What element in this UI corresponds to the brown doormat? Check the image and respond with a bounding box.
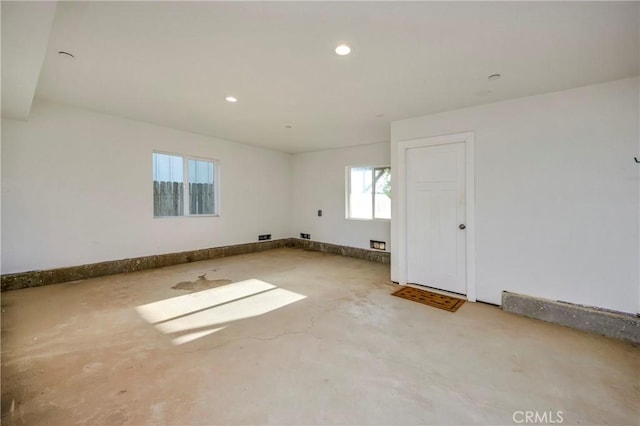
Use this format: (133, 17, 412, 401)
(392, 286, 465, 312)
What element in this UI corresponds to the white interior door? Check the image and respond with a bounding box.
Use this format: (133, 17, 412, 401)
(406, 142, 466, 294)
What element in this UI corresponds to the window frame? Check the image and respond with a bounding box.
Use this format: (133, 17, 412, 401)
(152, 150, 220, 218)
(345, 164, 391, 221)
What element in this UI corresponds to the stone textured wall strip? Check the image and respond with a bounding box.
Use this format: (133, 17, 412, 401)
(1, 238, 389, 292)
(502, 291, 640, 344)
(1, 239, 291, 292)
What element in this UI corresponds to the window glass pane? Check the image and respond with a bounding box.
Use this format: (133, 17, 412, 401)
(153, 153, 183, 183)
(188, 159, 215, 215)
(349, 167, 373, 219)
(374, 167, 391, 219)
(374, 194, 391, 219)
(153, 153, 184, 217)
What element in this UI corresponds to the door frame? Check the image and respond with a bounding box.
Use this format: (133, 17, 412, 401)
(396, 132, 476, 302)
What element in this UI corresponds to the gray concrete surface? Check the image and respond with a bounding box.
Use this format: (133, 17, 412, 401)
(2, 248, 638, 425)
(502, 291, 640, 344)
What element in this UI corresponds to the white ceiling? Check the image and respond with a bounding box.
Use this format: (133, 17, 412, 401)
(1, 1, 56, 119)
(5, 1, 640, 153)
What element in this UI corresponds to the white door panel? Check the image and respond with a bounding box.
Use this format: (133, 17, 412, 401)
(406, 143, 466, 294)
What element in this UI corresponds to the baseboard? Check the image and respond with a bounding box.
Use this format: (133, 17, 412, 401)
(290, 238, 390, 264)
(502, 291, 640, 344)
(1, 239, 294, 292)
(1, 238, 389, 292)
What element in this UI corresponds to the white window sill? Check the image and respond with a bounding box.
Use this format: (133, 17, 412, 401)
(346, 217, 391, 222)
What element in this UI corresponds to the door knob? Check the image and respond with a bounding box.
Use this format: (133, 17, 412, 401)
(459, 224, 466, 230)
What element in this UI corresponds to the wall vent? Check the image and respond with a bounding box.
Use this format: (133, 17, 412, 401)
(370, 240, 386, 250)
(258, 234, 272, 241)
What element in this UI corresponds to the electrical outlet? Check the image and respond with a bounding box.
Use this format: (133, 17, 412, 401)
(258, 234, 272, 241)
(300, 233, 311, 239)
(370, 240, 386, 250)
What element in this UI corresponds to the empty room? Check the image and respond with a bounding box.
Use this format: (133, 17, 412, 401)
(1, 1, 639, 425)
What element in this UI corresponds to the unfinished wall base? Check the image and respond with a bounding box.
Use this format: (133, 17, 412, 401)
(1, 239, 294, 292)
(293, 239, 390, 264)
(502, 291, 640, 344)
(1, 238, 389, 291)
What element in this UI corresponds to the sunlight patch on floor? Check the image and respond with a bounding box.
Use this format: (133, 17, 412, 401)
(171, 327, 226, 345)
(135, 278, 306, 345)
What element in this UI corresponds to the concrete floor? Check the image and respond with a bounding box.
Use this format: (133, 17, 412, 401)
(1, 248, 638, 425)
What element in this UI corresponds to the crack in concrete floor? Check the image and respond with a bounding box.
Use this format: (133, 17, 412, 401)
(178, 299, 341, 355)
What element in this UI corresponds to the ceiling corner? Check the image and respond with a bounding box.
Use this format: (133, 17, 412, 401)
(1, 1, 57, 120)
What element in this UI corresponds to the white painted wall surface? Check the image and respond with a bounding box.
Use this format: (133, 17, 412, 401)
(391, 77, 640, 314)
(1, 100, 292, 274)
(291, 142, 391, 252)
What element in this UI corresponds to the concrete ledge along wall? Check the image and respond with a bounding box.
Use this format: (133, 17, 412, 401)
(1, 238, 390, 291)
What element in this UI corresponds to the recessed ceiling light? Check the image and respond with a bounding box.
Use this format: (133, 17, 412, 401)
(488, 73, 502, 81)
(225, 96, 238, 103)
(58, 51, 75, 59)
(335, 44, 351, 56)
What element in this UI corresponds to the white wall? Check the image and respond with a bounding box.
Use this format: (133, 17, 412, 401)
(391, 77, 640, 314)
(1, 100, 292, 274)
(291, 142, 391, 252)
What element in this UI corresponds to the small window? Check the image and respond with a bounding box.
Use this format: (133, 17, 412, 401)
(153, 152, 218, 217)
(347, 166, 391, 220)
